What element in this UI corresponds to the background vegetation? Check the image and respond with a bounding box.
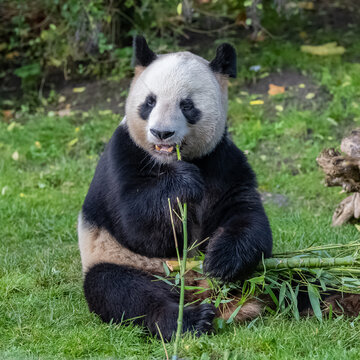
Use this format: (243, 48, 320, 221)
(1, 0, 360, 359)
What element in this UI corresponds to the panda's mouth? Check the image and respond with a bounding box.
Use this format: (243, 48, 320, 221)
(154, 144, 175, 154)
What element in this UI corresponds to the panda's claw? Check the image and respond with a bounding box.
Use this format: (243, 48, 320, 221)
(184, 303, 216, 336)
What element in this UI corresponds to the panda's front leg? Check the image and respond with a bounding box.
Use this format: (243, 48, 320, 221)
(84, 263, 215, 340)
(204, 187, 272, 282)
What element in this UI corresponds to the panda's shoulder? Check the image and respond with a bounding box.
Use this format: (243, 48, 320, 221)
(82, 125, 138, 222)
(96, 124, 144, 172)
(198, 134, 256, 185)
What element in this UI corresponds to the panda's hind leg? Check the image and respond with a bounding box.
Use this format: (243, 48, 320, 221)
(84, 263, 215, 340)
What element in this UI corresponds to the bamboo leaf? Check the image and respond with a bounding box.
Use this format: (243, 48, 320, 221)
(287, 283, 299, 321)
(214, 295, 222, 308)
(214, 318, 225, 331)
(183, 285, 205, 290)
(248, 275, 265, 284)
(319, 278, 327, 292)
(279, 282, 286, 309)
(307, 283, 322, 322)
(226, 304, 242, 324)
(264, 285, 279, 307)
(163, 262, 170, 276)
(174, 273, 180, 285)
(153, 275, 174, 287)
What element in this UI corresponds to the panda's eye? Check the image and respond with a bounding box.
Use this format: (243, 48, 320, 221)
(139, 94, 157, 120)
(146, 95, 156, 108)
(180, 99, 194, 112)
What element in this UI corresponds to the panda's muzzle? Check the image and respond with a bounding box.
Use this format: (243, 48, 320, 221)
(150, 128, 177, 154)
(150, 129, 175, 141)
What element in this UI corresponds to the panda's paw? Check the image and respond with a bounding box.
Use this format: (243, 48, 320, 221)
(183, 303, 216, 336)
(204, 230, 251, 282)
(171, 161, 204, 202)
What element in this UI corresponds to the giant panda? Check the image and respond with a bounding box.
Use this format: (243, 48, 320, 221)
(78, 36, 273, 340)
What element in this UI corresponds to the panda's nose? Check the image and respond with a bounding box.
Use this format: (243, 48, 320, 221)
(150, 129, 175, 140)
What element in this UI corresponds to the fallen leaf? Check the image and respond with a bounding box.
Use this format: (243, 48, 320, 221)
(301, 42, 345, 56)
(275, 105, 284, 112)
(98, 110, 113, 115)
(67, 138, 78, 147)
(298, 83, 306, 88)
(235, 11, 247, 26)
(326, 117, 338, 126)
(254, 31, 266, 42)
(73, 87, 86, 93)
(177, 3, 182, 15)
(268, 84, 285, 96)
(2, 110, 14, 121)
(58, 96, 66, 103)
(306, 93, 315, 100)
(298, 2, 315, 10)
(12, 151, 19, 161)
(5, 51, 20, 60)
(250, 100, 264, 105)
(35, 141, 41, 149)
(7, 122, 17, 131)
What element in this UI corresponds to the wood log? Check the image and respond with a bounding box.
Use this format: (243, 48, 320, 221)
(317, 129, 360, 226)
(316, 148, 360, 192)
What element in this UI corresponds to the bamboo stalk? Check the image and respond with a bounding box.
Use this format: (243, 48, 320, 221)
(172, 203, 188, 359)
(172, 144, 187, 360)
(257, 256, 357, 270)
(166, 260, 201, 272)
(168, 256, 358, 272)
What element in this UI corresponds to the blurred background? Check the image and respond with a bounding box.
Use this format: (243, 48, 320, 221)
(1, 0, 359, 112)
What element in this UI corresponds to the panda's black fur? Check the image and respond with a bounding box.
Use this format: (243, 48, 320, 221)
(80, 37, 273, 340)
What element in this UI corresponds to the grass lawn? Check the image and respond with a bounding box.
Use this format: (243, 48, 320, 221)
(2, 9, 360, 360)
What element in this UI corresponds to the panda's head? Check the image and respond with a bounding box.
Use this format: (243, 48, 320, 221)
(125, 36, 236, 163)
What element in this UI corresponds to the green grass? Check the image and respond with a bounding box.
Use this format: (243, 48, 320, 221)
(2, 13, 360, 360)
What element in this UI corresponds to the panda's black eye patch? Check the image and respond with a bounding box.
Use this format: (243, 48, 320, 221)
(180, 99, 194, 111)
(180, 98, 201, 125)
(139, 94, 156, 120)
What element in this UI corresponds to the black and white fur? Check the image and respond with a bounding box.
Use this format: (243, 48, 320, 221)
(78, 36, 273, 340)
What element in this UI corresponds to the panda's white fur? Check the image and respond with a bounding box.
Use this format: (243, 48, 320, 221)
(126, 52, 228, 163)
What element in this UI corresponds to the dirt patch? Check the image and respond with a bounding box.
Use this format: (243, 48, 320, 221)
(243, 70, 331, 114)
(52, 78, 130, 114)
(314, 0, 360, 31)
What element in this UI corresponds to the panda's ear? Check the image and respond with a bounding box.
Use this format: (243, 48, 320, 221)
(209, 43, 237, 78)
(132, 35, 157, 67)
